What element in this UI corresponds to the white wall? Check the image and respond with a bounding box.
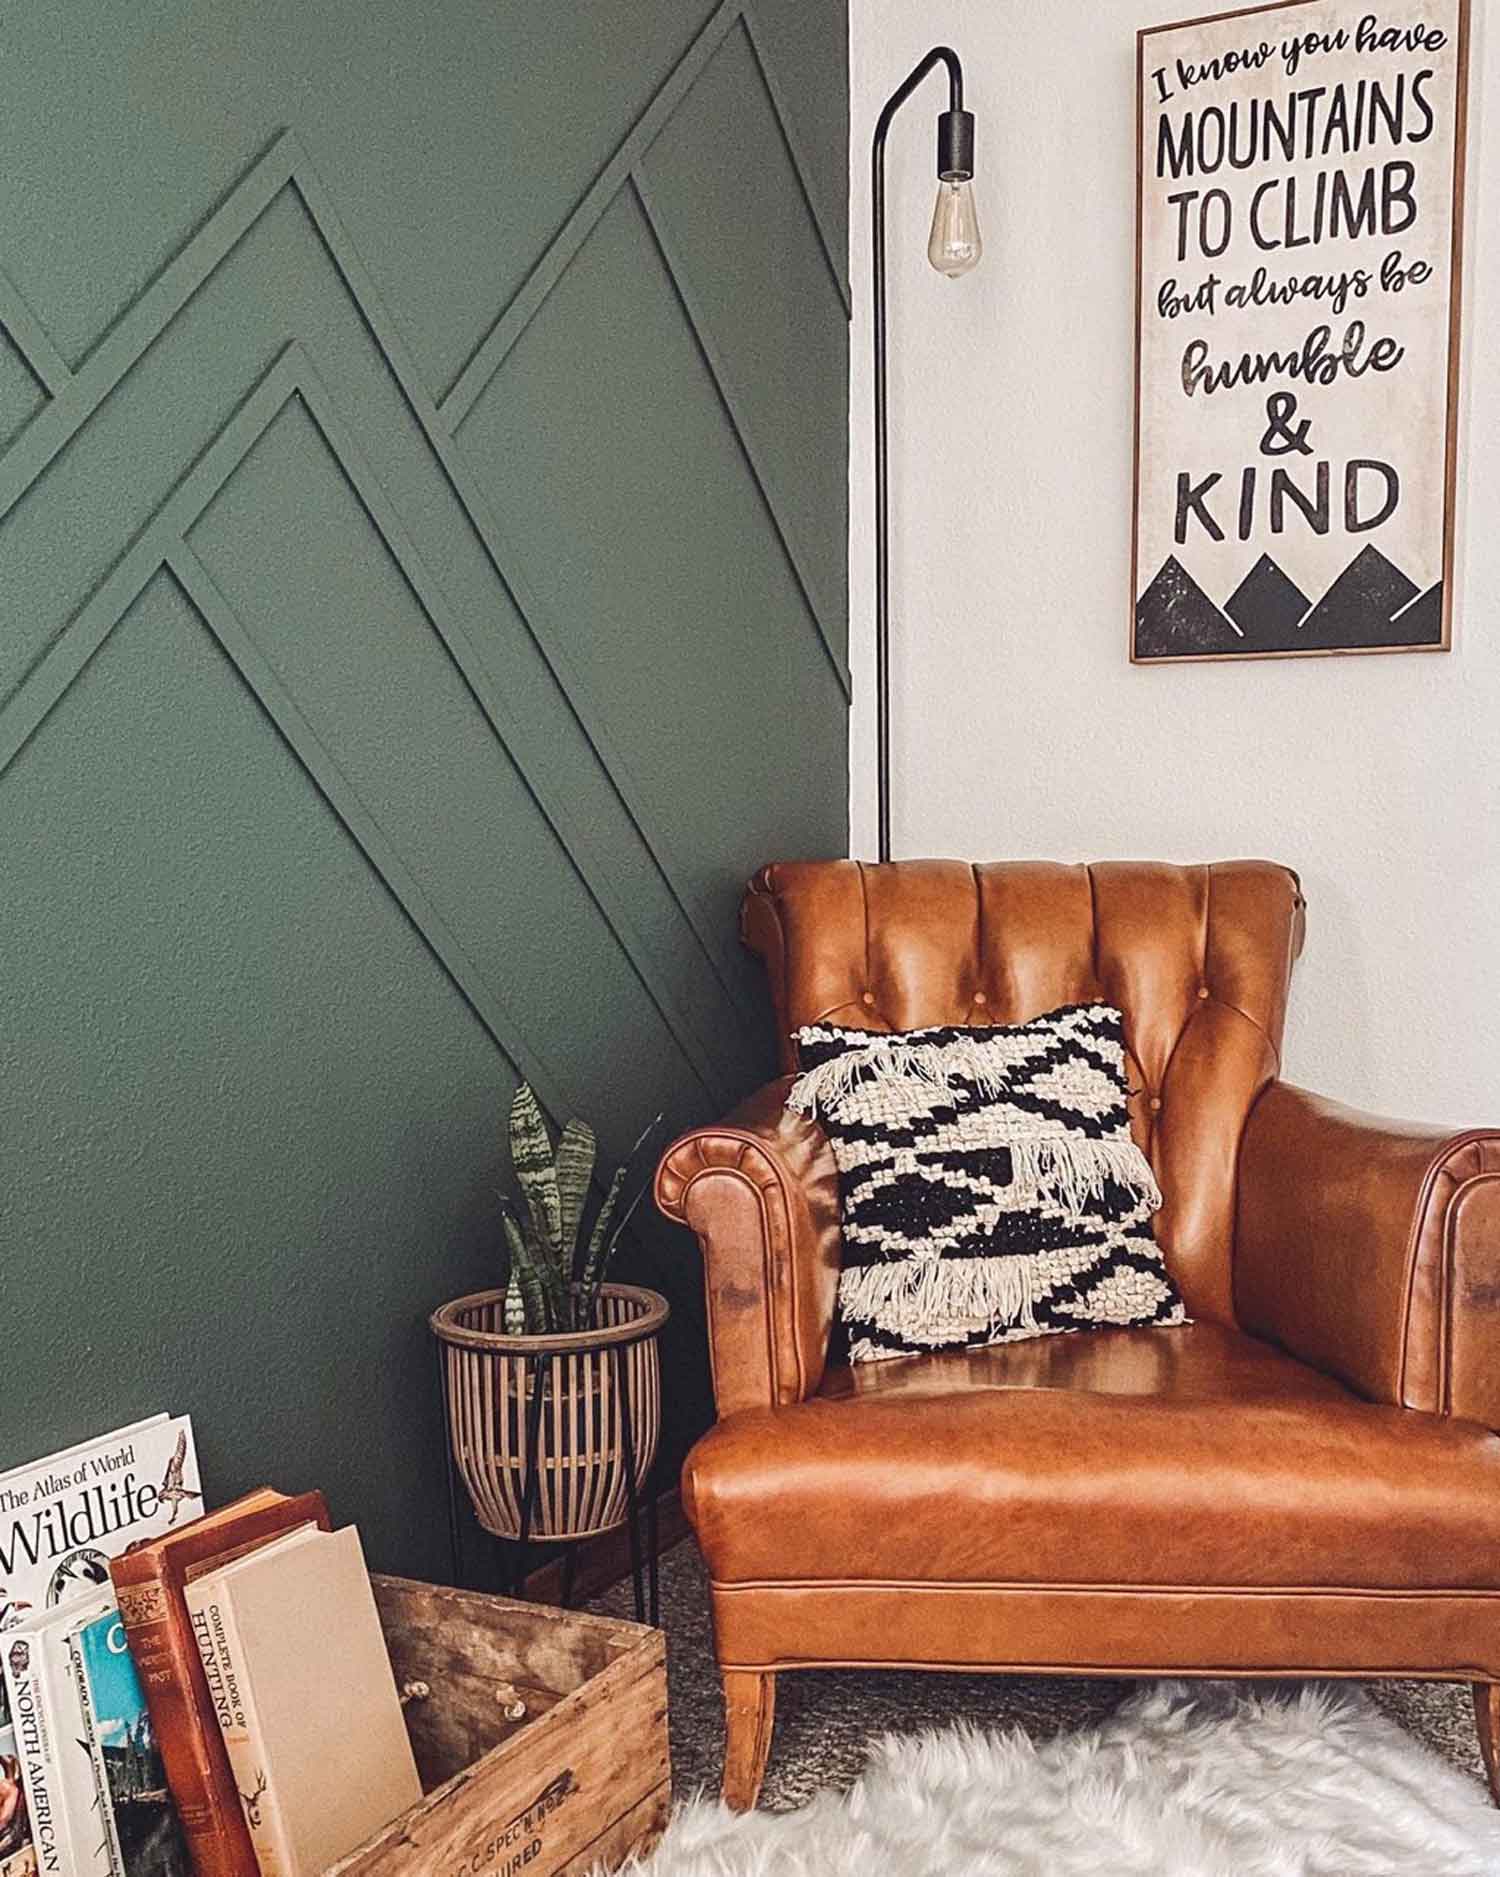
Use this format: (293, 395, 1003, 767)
(849, 0, 1497, 1120)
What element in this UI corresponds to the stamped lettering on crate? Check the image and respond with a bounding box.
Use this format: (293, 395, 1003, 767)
(452, 1771, 576, 1877)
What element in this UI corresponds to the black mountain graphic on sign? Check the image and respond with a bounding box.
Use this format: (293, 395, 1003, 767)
(1296, 544, 1422, 649)
(1390, 581, 1445, 647)
(1135, 556, 1238, 659)
(1139, 548, 1437, 657)
(1224, 553, 1309, 645)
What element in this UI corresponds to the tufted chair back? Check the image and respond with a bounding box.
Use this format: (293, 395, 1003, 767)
(740, 859, 1305, 1323)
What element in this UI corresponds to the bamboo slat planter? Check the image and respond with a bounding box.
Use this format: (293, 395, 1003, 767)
(431, 1283, 668, 1543)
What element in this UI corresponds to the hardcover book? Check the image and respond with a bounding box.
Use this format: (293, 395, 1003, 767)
(110, 1491, 329, 1877)
(182, 1529, 320, 1877)
(64, 1612, 120, 1877)
(2, 1606, 76, 1877)
(0, 1417, 201, 1730)
(0, 1418, 199, 1877)
(75, 1608, 189, 1877)
(10, 1589, 123, 1877)
(182, 1526, 420, 1877)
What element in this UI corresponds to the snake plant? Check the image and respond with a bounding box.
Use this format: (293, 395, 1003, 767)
(497, 1085, 661, 1335)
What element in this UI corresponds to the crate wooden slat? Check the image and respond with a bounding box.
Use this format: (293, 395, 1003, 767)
(321, 1576, 669, 1877)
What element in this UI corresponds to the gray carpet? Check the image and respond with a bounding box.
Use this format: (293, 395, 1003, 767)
(595, 1543, 1488, 1811)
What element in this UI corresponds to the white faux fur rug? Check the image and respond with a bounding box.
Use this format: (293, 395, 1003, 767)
(617, 1681, 1500, 1876)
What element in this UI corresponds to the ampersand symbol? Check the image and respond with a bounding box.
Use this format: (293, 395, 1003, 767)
(1259, 392, 1313, 456)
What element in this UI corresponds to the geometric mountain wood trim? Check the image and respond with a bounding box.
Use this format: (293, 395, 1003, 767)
(631, 168, 846, 690)
(291, 160, 778, 1045)
(0, 263, 71, 398)
(0, 345, 311, 783)
(0, 126, 297, 528)
(436, 0, 744, 430)
(1, 109, 820, 1036)
(0, 340, 732, 1111)
(0, 132, 766, 1066)
(430, 0, 852, 702)
(437, 0, 851, 427)
(166, 542, 582, 1127)
(273, 358, 738, 1108)
(740, 3, 851, 314)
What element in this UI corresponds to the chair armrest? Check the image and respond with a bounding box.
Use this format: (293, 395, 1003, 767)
(1236, 1082, 1500, 1423)
(655, 1078, 843, 1417)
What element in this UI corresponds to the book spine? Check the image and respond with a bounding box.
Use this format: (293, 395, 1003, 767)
(45, 1613, 112, 1877)
(2, 1643, 68, 1877)
(112, 1573, 256, 1877)
(65, 1634, 122, 1877)
(182, 1586, 290, 1877)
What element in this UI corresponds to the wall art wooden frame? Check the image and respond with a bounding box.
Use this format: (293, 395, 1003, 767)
(1131, 0, 1470, 663)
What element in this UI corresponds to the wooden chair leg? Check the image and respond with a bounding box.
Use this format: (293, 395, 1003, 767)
(1474, 1684, 1500, 1805)
(721, 1669, 776, 1811)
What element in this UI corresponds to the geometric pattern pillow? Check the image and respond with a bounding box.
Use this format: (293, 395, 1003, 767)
(788, 1003, 1188, 1363)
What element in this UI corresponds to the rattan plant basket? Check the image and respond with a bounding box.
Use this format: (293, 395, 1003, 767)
(430, 1282, 668, 1543)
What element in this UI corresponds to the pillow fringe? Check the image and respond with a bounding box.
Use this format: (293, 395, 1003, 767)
(1009, 1135, 1163, 1217)
(787, 1033, 1031, 1118)
(839, 1251, 1038, 1339)
(789, 1040, 1162, 1218)
(786, 1036, 966, 1116)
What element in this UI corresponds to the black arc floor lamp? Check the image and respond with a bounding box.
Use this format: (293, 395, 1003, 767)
(872, 46, 981, 862)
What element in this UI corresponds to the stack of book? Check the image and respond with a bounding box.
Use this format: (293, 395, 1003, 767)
(0, 1415, 203, 1877)
(0, 1426, 420, 1877)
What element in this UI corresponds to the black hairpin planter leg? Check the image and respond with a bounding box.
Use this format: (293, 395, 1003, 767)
(614, 1345, 646, 1624)
(511, 1353, 551, 1599)
(559, 1545, 579, 1611)
(438, 1342, 466, 1591)
(647, 1480, 660, 1628)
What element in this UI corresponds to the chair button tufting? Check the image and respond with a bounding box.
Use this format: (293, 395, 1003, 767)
(1197, 986, 1210, 1001)
(862, 991, 876, 1007)
(973, 991, 988, 1006)
(1149, 1095, 1163, 1112)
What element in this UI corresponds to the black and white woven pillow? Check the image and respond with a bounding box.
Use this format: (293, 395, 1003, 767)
(789, 1003, 1187, 1363)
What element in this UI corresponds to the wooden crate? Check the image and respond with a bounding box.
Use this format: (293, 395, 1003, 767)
(322, 1576, 669, 1877)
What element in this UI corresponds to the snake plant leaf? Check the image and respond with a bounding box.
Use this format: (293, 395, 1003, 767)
(500, 1208, 551, 1334)
(502, 1279, 528, 1336)
(509, 1084, 563, 1278)
(583, 1117, 663, 1271)
(495, 1190, 513, 1293)
(608, 1157, 654, 1248)
(609, 1113, 665, 1248)
(577, 1114, 665, 1327)
(581, 1164, 628, 1297)
(554, 1117, 597, 1278)
(527, 1182, 570, 1329)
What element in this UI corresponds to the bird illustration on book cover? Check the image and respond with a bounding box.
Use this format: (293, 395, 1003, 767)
(78, 1615, 189, 1877)
(156, 1435, 199, 1530)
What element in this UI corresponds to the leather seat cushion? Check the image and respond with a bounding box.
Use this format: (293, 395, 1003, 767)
(816, 1320, 1351, 1405)
(684, 1325, 1500, 1592)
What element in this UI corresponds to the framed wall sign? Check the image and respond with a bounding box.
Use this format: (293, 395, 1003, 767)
(1132, 0, 1469, 661)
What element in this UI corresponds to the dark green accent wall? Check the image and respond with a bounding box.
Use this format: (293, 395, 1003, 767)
(0, 0, 849, 1577)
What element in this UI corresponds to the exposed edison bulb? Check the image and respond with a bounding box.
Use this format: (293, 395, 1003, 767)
(927, 178, 981, 278)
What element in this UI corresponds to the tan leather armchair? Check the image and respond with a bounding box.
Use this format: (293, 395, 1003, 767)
(655, 860, 1500, 1810)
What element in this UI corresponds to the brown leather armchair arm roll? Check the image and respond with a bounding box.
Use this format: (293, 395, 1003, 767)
(655, 1078, 843, 1416)
(1236, 1082, 1500, 1426)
